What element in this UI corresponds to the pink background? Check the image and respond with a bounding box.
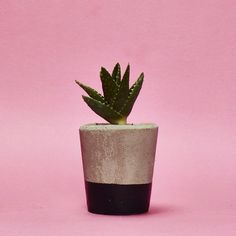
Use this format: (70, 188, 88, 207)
(1, 0, 236, 235)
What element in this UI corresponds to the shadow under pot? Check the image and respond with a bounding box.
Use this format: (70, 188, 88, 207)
(79, 123, 158, 215)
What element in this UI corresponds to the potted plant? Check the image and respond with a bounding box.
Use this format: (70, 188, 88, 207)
(76, 63, 158, 215)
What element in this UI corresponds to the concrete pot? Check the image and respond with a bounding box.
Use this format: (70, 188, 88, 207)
(79, 123, 158, 215)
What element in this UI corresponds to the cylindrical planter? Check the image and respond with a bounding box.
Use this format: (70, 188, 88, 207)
(79, 123, 158, 215)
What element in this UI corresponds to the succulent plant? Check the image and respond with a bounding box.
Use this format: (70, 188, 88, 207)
(75, 63, 144, 124)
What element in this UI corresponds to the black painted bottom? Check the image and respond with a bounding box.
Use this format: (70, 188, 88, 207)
(85, 181, 152, 215)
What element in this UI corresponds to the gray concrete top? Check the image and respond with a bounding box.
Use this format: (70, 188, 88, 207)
(80, 123, 158, 131)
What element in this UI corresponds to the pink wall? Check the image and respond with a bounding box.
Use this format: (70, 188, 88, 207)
(1, 0, 235, 235)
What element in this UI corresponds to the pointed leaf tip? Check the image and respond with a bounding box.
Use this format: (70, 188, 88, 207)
(120, 72, 144, 117)
(112, 63, 121, 84)
(100, 67, 119, 103)
(76, 81, 105, 103)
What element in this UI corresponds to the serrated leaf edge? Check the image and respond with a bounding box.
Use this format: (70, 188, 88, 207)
(119, 73, 144, 114)
(82, 95, 123, 117)
(75, 80, 105, 102)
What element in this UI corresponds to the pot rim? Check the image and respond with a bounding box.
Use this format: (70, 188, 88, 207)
(79, 123, 158, 131)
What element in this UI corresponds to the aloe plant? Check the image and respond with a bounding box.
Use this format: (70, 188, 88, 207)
(75, 63, 144, 124)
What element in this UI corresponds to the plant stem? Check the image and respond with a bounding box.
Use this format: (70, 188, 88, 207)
(116, 117, 127, 125)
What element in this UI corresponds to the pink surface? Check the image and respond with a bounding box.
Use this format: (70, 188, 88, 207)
(0, 0, 236, 235)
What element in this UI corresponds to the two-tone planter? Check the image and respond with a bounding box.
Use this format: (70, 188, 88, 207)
(79, 123, 158, 215)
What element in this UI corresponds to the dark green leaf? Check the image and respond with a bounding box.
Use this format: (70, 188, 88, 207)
(122, 64, 130, 84)
(120, 73, 144, 117)
(113, 64, 130, 110)
(75, 80, 105, 103)
(82, 96, 124, 124)
(112, 63, 121, 84)
(100, 67, 119, 104)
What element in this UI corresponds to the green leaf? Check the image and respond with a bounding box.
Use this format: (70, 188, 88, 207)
(82, 96, 124, 124)
(122, 64, 130, 84)
(100, 67, 119, 104)
(120, 72, 144, 117)
(113, 64, 130, 110)
(75, 80, 105, 103)
(112, 63, 121, 84)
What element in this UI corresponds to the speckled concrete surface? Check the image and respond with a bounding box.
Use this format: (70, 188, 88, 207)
(80, 124, 158, 184)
